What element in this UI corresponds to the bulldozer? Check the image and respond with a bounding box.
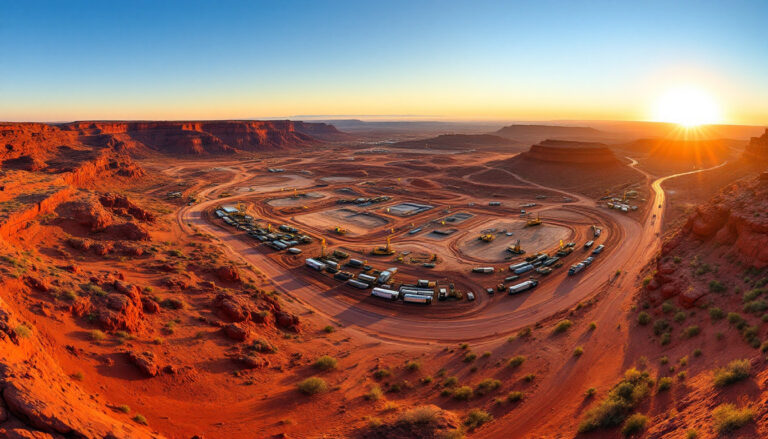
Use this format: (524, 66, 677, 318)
(526, 214, 542, 227)
(333, 226, 347, 235)
(507, 240, 525, 254)
(372, 235, 395, 255)
(478, 233, 495, 242)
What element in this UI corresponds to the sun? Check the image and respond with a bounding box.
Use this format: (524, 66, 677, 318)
(652, 86, 721, 128)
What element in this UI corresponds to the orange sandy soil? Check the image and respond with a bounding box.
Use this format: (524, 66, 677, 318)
(5, 125, 766, 438)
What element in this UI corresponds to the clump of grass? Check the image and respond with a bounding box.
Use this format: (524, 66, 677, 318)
(637, 312, 651, 325)
(313, 355, 337, 371)
(523, 373, 536, 382)
(373, 368, 392, 379)
(398, 405, 440, 425)
(459, 342, 469, 350)
(674, 311, 687, 322)
(708, 280, 727, 293)
(657, 376, 673, 392)
(365, 385, 382, 401)
(117, 404, 131, 414)
(573, 346, 584, 357)
(508, 355, 526, 368)
(584, 387, 596, 398)
(443, 376, 459, 387)
(653, 319, 669, 336)
(709, 307, 725, 320)
(452, 386, 473, 400)
(133, 414, 148, 425)
(297, 377, 328, 395)
(323, 325, 335, 333)
(507, 391, 524, 402)
(405, 360, 421, 371)
(588, 321, 597, 330)
(713, 359, 751, 387)
(621, 413, 648, 437)
(712, 403, 754, 434)
(463, 352, 477, 362)
(743, 299, 768, 314)
(577, 368, 653, 433)
(71, 371, 84, 381)
(464, 409, 492, 430)
(89, 329, 106, 341)
(476, 378, 501, 395)
(683, 325, 700, 338)
(553, 319, 573, 334)
(661, 301, 675, 313)
(14, 324, 32, 338)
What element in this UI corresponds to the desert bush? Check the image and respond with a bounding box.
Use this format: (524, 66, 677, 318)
(421, 376, 433, 385)
(621, 413, 648, 436)
(476, 378, 501, 394)
(585, 387, 596, 398)
(458, 343, 469, 350)
(660, 333, 671, 345)
(398, 405, 440, 425)
(588, 321, 597, 330)
(373, 368, 392, 379)
(523, 373, 536, 382)
(297, 377, 328, 395)
(673, 311, 687, 322)
(661, 301, 675, 313)
(517, 327, 532, 338)
(133, 414, 148, 425)
(712, 403, 754, 434)
(313, 355, 337, 371)
(713, 359, 751, 387)
(508, 355, 526, 368)
(463, 352, 477, 362)
(365, 385, 382, 401)
(507, 391, 524, 402)
(452, 386, 473, 400)
(14, 324, 32, 338)
(89, 329, 106, 341)
(653, 319, 669, 335)
(464, 409, 492, 430)
(683, 325, 700, 338)
(554, 319, 573, 334)
(323, 325, 335, 333)
(657, 376, 673, 392)
(405, 360, 421, 371)
(743, 299, 768, 314)
(577, 368, 652, 433)
(117, 404, 131, 413)
(743, 288, 766, 302)
(637, 312, 651, 325)
(443, 376, 459, 387)
(708, 280, 726, 293)
(727, 312, 745, 327)
(573, 346, 584, 357)
(709, 307, 725, 320)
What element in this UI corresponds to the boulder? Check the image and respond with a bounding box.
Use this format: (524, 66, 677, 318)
(223, 323, 250, 342)
(274, 311, 300, 332)
(141, 297, 160, 314)
(237, 355, 269, 369)
(128, 351, 159, 377)
(216, 265, 241, 283)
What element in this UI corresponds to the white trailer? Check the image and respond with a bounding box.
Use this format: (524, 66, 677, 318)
(472, 267, 494, 273)
(305, 258, 326, 271)
(513, 264, 535, 274)
(403, 294, 432, 304)
(371, 287, 399, 300)
(347, 279, 369, 289)
(358, 273, 377, 283)
(508, 280, 539, 294)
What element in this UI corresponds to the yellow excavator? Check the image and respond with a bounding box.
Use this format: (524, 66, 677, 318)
(333, 226, 347, 235)
(526, 214, 542, 227)
(507, 240, 525, 254)
(372, 235, 395, 255)
(478, 233, 495, 242)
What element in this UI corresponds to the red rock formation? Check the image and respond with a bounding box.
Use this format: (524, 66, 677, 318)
(742, 128, 768, 160)
(523, 139, 619, 164)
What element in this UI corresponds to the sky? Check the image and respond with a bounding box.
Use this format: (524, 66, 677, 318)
(1, 0, 767, 124)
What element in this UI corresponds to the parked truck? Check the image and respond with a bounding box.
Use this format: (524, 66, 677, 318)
(568, 263, 586, 276)
(508, 279, 539, 294)
(371, 287, 399, 300)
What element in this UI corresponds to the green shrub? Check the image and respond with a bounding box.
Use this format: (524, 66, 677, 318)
(660, 333, 671, 345)
(405, 360, 421, 371)
(464, 409, 492, 430)
(452, 386, 473, 400)
(621, 413, 648, 437)
(585, 387, 596, 397)
(398, 405, 440, 425)
(297, 377, 328, 395)
(573, 346, 584, 357)
(743, 288, 765, 302)
(443, 376, 459, 387)
(553, 320, 573, 334)
(637, 312, 651, 325)
(712, 403, 754, 434)
(708, 280, 726, 293)
(133, 414, 148, 425)
(313, 355, 337, 371)
(373, 368, 392, 379)
(577, 368, 652, 433)
(476, 378, 501, 394)
(657, 376, 673, 392)
(508, 355, 526, 368)
(673, 311, 687, 322)
(323, 325, 335, 333)
(507, 391, 524, 402)
(709, 307, 725, 320)
(653, 319, 669, 336)
(743, 299, 768, 314)
(89, 329, 106, 341)
(589, 321, 597, 330)
(683, 325, 700, 338)
(713, 359, 751, 387)
(661, 301, 675, 313)
(463, 352, 477, 362)
(14, 324, 32, 338)
(523, 373, 536, 382)
(727, 312, 745, 327)
(117, 404, 131, 414)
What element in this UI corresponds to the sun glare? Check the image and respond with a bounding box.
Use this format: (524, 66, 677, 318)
(652, 86, 721, 128)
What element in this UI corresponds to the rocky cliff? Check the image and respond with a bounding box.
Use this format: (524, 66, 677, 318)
(523, 139, 619, 164)
(1, 120, 347, 161)
(743, 128, 768, 160)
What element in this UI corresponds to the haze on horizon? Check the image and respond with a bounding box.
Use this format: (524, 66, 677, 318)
(2, 0, 767, 125)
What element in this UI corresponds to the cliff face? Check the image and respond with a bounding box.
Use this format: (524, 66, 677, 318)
(523, 139, 619, 164)
(743, 128, 768, 160)
(1, 120, 346, 161)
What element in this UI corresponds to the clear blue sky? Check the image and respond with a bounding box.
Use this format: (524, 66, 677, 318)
(1, 0, 766, 123)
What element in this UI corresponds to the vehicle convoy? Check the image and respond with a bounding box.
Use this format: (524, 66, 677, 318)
(508, 279, 538, 294)
(568, 263, 586, 275)
(592, 244, 605, 255)
(584, 240, 594, 248)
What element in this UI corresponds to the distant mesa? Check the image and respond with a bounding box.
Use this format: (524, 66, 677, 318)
(743, 128, 768, 160)
(494, 124, 606, 143)
(522, 139, 619, 164)
(392, 134, 519, 149)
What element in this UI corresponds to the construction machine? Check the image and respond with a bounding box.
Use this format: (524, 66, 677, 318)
(478, 233, 495, 242)
(371, 236, 395, 255)
(507, 240, 525, 254)
(320, 238, 327, 258)
(526, 214, 542, 227)
(333, 226, 348, 235)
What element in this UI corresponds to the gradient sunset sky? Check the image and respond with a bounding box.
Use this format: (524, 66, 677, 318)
(2, 0, 766, 124)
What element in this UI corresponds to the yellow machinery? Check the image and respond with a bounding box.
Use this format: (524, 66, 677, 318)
(507, 240, 525, 254)
(478, 233, 495, 242)
(292, 188, 300, 199)
(333, 226, 347, 235)
(234, 201, 247, 217)
(320, 238, 327, 258)
(372, 235, 395, 255)
(526, 214, 542, 227)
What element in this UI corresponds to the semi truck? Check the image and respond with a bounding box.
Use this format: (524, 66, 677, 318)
(508, 279, 539, 294)
(403, 294, 432, 304)
(513, 264, 535, 274)
(305, 258, 326, 271)
(371, 287, 399, 300)
(568, 263, 585, 275)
